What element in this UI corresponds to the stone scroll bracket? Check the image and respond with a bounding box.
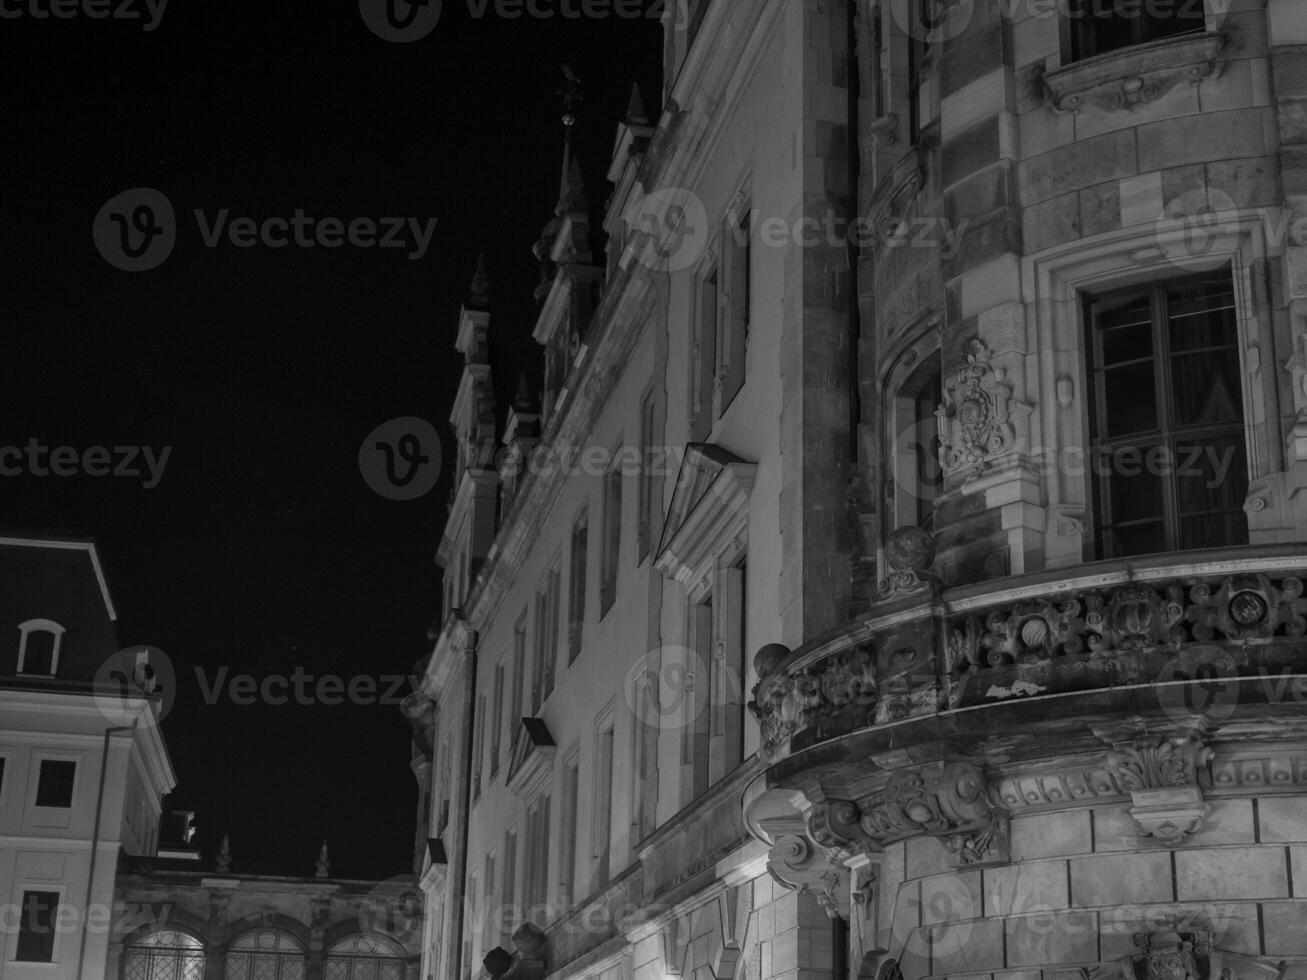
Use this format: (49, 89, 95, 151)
(1088, 925, 1287, 980)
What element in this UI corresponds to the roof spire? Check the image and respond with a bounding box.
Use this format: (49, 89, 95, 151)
(315, 840, 330, 878)
(467, 252, 490, 310)
(514, 373, 538, 413)
(215, 834, 231, 874)
(625, 82, 648, 126)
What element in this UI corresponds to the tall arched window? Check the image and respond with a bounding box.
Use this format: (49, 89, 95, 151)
(122, 930, 205, 980)
(225, 931, 305, 980)
(17, 619, 64, 675)
(324, 935, 407, 980)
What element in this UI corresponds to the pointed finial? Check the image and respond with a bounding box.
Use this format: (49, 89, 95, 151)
(467, 252, 490, 310)
(315, 840, 330, 878)
(559, 153, 587, 214)
(216, 834, 231, 874)
(559, 65, 582, 130)
(514, 373, 537, 413)
(625, 83, 648, 126)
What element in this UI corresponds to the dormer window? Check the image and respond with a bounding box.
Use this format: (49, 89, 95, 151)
(1064, 0, 1207, 62)
(17, 619, 65, 676)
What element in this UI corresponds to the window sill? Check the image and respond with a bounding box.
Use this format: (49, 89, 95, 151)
(1045, 31, 1227, 114)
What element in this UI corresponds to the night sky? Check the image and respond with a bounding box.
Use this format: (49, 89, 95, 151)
(4, 0, 661, 878)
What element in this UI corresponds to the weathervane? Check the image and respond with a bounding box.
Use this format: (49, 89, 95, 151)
(559, 65, 582, 130)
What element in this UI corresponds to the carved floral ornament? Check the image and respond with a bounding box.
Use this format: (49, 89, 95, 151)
(1095, 927, 1286, 980)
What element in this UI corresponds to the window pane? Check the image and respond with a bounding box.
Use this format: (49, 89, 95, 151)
(36, 760, 76, 807)
(1176, 435, 1248, 516)
(1180, 512, 1248, 551)
(1103, 521, 1167, 558)
(1103, 449, 1165, 525)
(16, 891, 59, 962)
(1096, 290, 1153, 364)
(1146, 2, 1207, 42)
(1101, 361, 1158, 436)
(1167, 276, 1237, 352)
(1170, 350, 1242, 425)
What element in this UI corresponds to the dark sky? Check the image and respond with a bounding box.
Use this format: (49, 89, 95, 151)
(3, 0, 661, 878)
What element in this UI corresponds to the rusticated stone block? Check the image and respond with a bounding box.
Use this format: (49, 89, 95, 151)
(931, 917, 1005, 974)
(1020, 130, 1137, 206)
(1004, 911, 1099, 967)
(985, 860, 1069, 917)
(1175, 845, 1290, 900)
(1137, 108, 1271, 171)
(1256, 796, 1307, 842)
(1070, 852, 1173, 907)
(1011, 811, 1093, 861)
(1262, 901, 1307, 955)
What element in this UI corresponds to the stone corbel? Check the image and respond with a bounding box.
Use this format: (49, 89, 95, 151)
(1105, 735, 1214, 845)
(766, 831, 852, 919)
(858, 759, 1009, 866)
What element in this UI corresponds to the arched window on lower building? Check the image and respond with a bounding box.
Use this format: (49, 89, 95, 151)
(324, 934, 407, 980)
(122, 929, 205, 980)
(225, 931, 305, 980)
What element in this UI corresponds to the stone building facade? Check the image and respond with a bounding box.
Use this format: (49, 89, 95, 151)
(408, 2, 1307, 980)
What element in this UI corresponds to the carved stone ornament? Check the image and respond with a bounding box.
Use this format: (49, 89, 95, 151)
(859, 760, 1008, 865)
(877, 526, 940, 601)
(1107, 927, 1287, 980)
(1106, 735, 1214, 844)
(1044, 32, 1227, 114)
(766, 833, 851, 919)
(937, 339, 1017, 480)
(749, 645, 878, 759)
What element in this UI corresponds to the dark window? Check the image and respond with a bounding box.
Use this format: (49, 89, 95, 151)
(35, 760, 76, 808)
(892, 356, 943, 531)
(600, 467, 622, 615)
(1065, 0, 1207, 62)
(908, 12, 930, 142)
(567, 513, 588, 662)
(16, 891, 59, 962)
(21, 629, 56, 675)
(1087, 272, 1247, 558)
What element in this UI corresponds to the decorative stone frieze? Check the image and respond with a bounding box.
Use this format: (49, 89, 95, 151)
(1105, 735, 1214, 844)
(936, 339, 1019, 481)
(1043, 32, 1227, 114)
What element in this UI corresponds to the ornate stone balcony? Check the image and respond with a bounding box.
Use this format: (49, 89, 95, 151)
(749, 544, 1307, 764)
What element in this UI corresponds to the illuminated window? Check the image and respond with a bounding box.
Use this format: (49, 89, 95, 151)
(122, 930, 205, 980)
(225, 930, 305, 980)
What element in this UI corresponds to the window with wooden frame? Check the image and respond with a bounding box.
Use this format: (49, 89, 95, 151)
(510, 614, 527, 746)
(531, 565, 561, 711)
(1086, 271, 1248, 558)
